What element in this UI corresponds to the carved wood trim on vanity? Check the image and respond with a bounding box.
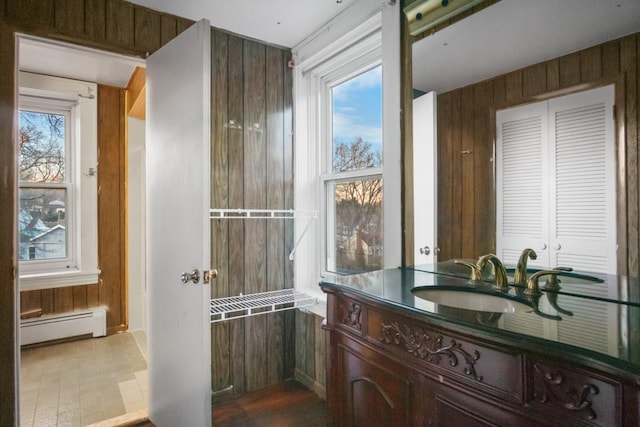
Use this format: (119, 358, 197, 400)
(380, 321, 483, 381)
(324, 289, 639, 426)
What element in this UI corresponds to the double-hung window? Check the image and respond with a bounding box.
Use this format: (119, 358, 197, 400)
(293, 7, 401, 301)
(323, 65, 383, 274)
(18, 72, 99, 289)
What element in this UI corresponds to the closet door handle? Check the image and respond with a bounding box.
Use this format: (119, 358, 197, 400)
(181, 269, 200, 284)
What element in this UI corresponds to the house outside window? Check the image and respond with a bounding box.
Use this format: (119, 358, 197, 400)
(18, 72, 99, 290)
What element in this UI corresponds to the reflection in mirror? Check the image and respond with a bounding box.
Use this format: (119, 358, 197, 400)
(410, 0, 640, 273)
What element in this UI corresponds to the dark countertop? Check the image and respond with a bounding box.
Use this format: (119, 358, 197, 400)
(319, 265, 640, 376)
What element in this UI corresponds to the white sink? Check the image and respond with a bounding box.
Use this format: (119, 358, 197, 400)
(412, 288, 535, 314)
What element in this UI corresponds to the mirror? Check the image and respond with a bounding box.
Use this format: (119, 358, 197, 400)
(410, 0, 640, 270)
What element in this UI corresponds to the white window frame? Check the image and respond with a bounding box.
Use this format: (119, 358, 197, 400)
(293, 3, 401, 304)
(18, 72, 99, 290)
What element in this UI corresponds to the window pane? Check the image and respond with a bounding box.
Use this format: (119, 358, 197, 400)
(19, 188, 67, 261)
(333, 178, 383, 274)
(332, 66, 382, 172)
(19, 110, 66, 183)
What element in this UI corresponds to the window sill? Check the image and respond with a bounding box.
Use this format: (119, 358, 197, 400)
(19, 269, 100, 291)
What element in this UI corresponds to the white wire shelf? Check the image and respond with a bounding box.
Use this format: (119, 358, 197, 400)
(210, 288, 318, 323)
(210, 209, 318, 219)
(209, 208, 318, 260)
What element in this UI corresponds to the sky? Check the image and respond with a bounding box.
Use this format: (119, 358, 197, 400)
(332, 65, 382, 157)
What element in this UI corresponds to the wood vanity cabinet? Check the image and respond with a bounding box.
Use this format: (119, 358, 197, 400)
(323, 288, 640, 427)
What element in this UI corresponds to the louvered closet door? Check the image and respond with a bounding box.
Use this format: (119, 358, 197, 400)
(496, 85, 615, 272)
(548, 85, 616, 274)
(496, 102, 550, 266)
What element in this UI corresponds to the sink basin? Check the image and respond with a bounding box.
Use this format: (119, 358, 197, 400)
(412, 287, 535, 314)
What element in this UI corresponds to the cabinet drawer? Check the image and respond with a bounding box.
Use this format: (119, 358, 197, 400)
(367, 307, 523, 403)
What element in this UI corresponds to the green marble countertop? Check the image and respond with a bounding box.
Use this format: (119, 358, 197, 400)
(319, 265, 640, 375)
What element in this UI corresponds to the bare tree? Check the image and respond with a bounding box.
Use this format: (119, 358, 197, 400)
(19, 111, 65, 183)
(333, 138, 383, 272)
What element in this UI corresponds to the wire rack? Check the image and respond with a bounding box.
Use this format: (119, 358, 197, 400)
(210, 288, 318, 323)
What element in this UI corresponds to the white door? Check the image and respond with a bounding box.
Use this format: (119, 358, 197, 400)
(413, 92, 438, 265)
(496, 85, 616, 273)
(146, 19, 211, 427)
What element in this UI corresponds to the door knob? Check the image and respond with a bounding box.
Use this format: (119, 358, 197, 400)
(553, 243, 562, 250)
(181, 269, 200, 284)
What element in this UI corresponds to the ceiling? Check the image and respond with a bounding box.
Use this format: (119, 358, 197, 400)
(412, 0, 640, 94)
(126, 0, 358, 48)
(17, 0, 640, 94)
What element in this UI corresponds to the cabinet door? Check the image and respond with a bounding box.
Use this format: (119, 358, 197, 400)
(335, 338, 415, 427)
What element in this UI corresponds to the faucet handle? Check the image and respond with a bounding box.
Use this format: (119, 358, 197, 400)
(453, 259, 482, 284)
(542, 266, 573, 290)
(526, 267, 572, 296)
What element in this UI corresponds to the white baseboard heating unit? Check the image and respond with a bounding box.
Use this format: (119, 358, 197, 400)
(20, 308, 107, 345)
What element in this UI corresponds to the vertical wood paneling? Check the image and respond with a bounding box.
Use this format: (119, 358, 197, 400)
(54, 288, 74, 312)
(266, 46, 285, 384)
(73, 286, 87, 309)
(546, 59, 560, 92)
(523, 63, 547, 97)
(437, 93, 453, 259)
(504, 71, 522, 101)
(106, 0, 133, 47)
(159, 14, 177, 46)
(20, 291, 41, 315)
(622, 36, 638, 276)
(282, 52, 296, 379)
(473, 81, 494, 256)
(0, 19, 16, 425)
(243, 39, 268, 392)
(85, 0, 107, 42)
(176, 17, 193, 34)
(98, 85, 126, 332)
(7, 0, 54, 28)
(211, 30, 231, 392)
(134, 7, 160, 54)
(86, 283, 99, 307)
(54, 0, 84, 35)
(450, 91, 463, 257)
(461, 87, 475, 257)
(227, 34, 246, 394)
(558, 52, 581, 88)
(40, 289, 54, 313)
(581, 46, 602, 82)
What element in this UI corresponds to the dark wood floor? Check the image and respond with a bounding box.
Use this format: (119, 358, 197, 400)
(128, 380, 327, 427)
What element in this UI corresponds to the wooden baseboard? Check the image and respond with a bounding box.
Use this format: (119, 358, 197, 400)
(294, 368, 326, 400)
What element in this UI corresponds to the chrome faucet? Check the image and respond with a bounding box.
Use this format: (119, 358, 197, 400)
(513, 248, 537, 286)
(476, 253, 509, 291)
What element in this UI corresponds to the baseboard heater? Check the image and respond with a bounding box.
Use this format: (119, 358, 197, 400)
(20, 308, 107, 346)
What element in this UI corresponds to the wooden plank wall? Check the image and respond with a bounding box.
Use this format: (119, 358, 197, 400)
(434, 33, 639, 278)
(210, 30, 297, 395)
(0, 16, 18, 427)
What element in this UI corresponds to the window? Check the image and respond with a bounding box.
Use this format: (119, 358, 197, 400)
(293, 7, 401, 301)
(325, 66, 383, 274)
(18, 72, 99, 289)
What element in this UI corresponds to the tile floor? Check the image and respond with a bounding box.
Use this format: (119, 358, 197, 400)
(20, 331, 148, 427)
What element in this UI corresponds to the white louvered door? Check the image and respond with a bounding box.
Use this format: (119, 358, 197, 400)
(496, 85, 616, 273)
(496, 101, 549, 267)
(497, 86, 617, 351)
(548, 86, 616, 273)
